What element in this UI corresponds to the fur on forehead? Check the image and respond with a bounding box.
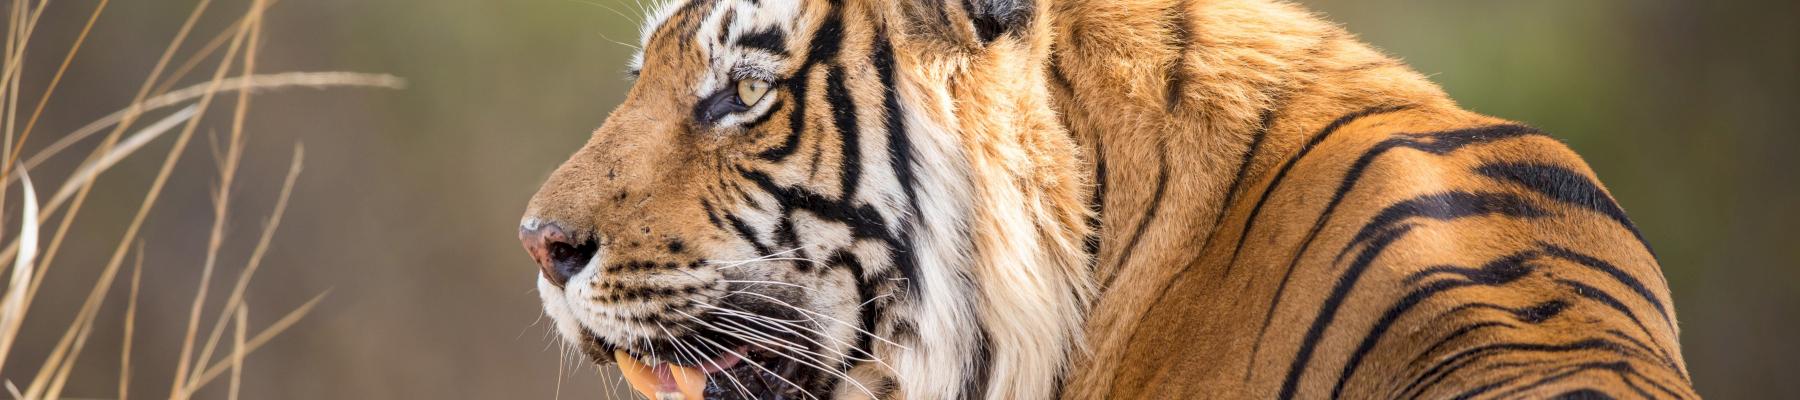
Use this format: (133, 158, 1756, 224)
(630, 0, 808, 75)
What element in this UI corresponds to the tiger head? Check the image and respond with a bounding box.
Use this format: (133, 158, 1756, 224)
(520, 1, 1093, 399)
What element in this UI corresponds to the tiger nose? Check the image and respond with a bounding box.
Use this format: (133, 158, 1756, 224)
(519, 218, 599, 288)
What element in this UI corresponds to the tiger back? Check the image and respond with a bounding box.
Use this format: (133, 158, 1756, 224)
(1052, 0, 1695, 398)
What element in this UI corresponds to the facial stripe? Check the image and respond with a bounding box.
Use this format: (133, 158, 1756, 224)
(737, 27, 789, 55)
(872, 31, 923, 297)
(826, 64, 863, 200)
(759, 6, 844, 161)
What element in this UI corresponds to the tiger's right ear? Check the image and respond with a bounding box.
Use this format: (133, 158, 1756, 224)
(887, 0, 1042, 49)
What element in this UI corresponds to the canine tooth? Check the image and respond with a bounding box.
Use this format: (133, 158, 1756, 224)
(616, 349, 706, 400)
(615, 350, 662, 399)
(669, 364, 706, 400)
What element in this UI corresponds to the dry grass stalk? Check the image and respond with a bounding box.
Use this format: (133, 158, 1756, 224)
(0, 169, 35, 374)
(229, 302, 247, 400)
(8, 0, 108, 170)
(120, 242, 142, 400)
(20, 0, 260, 394)
(169, 1, 266, 397)
(0, 0, 398, 398)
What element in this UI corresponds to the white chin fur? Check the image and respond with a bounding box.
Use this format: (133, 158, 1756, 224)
(537, 274, 586, 350)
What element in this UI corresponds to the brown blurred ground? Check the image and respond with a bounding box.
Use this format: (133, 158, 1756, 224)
(7, 0, 1795, 398)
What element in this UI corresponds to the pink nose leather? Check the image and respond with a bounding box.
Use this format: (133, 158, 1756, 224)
(519, 220, 574, 286)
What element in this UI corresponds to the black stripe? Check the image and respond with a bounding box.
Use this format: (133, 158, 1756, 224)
(873, 32, 923, 296)
(1398, 339, 1639, 399)
(737, 27, 789, 55)
(1254, 124, 1543, 366)
(1218, 107, 1277, 225)
(1343, 191, 1548, 267)
(1551, 389, 1617, 400)
(1476, 162, 1656, 257)
(738, 168, 894, 243)
(1491, 362, 1648, 400)
(758, 74, 810, 161)
(1597, 327, 1686, 381)
(1322, 249, 1546, 399)
(1275, 224, 1415, 399)
(1337, 298, 1564, 398)
(1404, 321, 1517, 370)
(700, 199, 725, 229)
(1163, 0, 1192, 111)
(1237, 105, 1412, 370)
(826, 64, 863, 200)
(724, 213, 772, 255)
(1227, 105, 1411, 274)
(1539, 244, 1677, 338)
(1106, 142, 1169, 287)
(1556, 278, 1682, 376)
(756, 6, 845, 161)
(1447, 376, 1516, 399)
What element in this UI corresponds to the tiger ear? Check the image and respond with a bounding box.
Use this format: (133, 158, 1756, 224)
(889, 0, 1040, 47)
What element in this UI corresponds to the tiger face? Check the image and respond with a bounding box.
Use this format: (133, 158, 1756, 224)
(521, 1, 943, 398)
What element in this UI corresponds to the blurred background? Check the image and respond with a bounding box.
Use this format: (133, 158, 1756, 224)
(6, 0, 1794, 398)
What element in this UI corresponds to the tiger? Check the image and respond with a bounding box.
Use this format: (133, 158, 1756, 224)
(517, 0, 1694, 399)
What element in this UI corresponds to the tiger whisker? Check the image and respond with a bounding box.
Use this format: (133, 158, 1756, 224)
(714, 288, 904, 350)
(705, 246, 819, 268)
(701, 319, 879, 399)
(674, 309, 833, 363)
(657, 324, 738, 398)
(689, 332, 821, 400)
(727, 290, 911, 350)
(709, 257, 821, 270)
(720, 279, 813, 291)
(674, 309, 870, 392)
(707, 315, 844, 363)
(719, 280, 828, 299)
(670, 325, 757, 400)
(693, 302, 810, 324)
(705, 307, 900, 376)
(696, 303, 889, 364)
(858, 293, 893, 309)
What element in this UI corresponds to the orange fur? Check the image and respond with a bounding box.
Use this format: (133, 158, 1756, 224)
(523, 0, 1693, 398)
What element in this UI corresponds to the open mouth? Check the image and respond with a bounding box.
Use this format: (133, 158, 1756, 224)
(614, 347, 810, 400)
(572, 283, 829, 399)
(602, 336, 817, 400)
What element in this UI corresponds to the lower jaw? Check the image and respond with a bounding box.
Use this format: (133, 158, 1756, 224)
(615, 347, 811, 400)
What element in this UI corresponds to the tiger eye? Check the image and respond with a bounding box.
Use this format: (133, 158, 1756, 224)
(736, 79, 771, 106)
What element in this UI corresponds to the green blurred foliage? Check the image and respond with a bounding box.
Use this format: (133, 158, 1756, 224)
(9, 0, 1794, 398)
